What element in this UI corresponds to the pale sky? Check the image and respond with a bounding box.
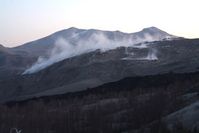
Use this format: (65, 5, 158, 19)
(0, 0, 199, 47)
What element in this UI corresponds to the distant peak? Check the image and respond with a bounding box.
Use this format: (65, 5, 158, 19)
(55, 27, 81, 35)
(142, 26, 163, 32)
(69, 27, 78, 29)
(0, 44, 7, 51)
(139, 26, 177, 37)
(66, 27, 80, 31)
(0, 44, 5, 48)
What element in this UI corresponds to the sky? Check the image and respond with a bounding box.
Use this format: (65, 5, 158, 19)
(0, 0, 199, 47)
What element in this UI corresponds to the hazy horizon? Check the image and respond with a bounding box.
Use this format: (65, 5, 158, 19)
(1, 0, 199, 47)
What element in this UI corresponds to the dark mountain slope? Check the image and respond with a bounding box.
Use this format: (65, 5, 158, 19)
(0, 45, 36, 79)
(0, 27, 177, 79)
(1, 71, 198, 133)
(0, 39, 199, 103)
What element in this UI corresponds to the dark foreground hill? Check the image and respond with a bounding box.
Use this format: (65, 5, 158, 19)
(1, 71, 198, 133)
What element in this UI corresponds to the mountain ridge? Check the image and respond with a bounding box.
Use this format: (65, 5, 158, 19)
(13, 26, 178, 52)
(0, 26, 180, 79)
(19, 26, 179, 74)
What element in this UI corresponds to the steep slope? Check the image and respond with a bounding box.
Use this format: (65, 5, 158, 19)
(14, 26, 176, 57)
(0, 27, 177, 78)
(0, 44, 36, 79)
(165, 101, 199, 131)
(20, 27, 178, 74)
(0, 39, 199, 103)
(1, 71, 198, 133)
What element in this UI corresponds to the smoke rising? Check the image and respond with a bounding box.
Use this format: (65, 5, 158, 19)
(23, 30, 163, 74)
(122, 48, 158, 61)
(145, 48, 158, 60)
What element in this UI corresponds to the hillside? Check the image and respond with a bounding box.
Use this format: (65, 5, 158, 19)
(1, 39, 199, 103)
(1, 71, 198, 133)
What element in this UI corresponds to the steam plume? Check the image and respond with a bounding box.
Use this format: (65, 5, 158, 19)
(23, 29, 164, 74)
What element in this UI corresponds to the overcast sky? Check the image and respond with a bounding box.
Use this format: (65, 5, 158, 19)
(0, 0, 199, 47)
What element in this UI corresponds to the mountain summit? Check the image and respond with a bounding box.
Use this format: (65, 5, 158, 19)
(14, 26, 178, 57)
(0, 26, 180, 77)
(53, 26, 177, 43)
(14, 26, 179, 74)
(134, 26, 177, 41)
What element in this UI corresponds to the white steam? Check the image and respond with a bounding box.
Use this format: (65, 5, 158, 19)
(122, 48, 158, 61)
(23, 31, 161, 74)
(145, 48, 158, 60)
